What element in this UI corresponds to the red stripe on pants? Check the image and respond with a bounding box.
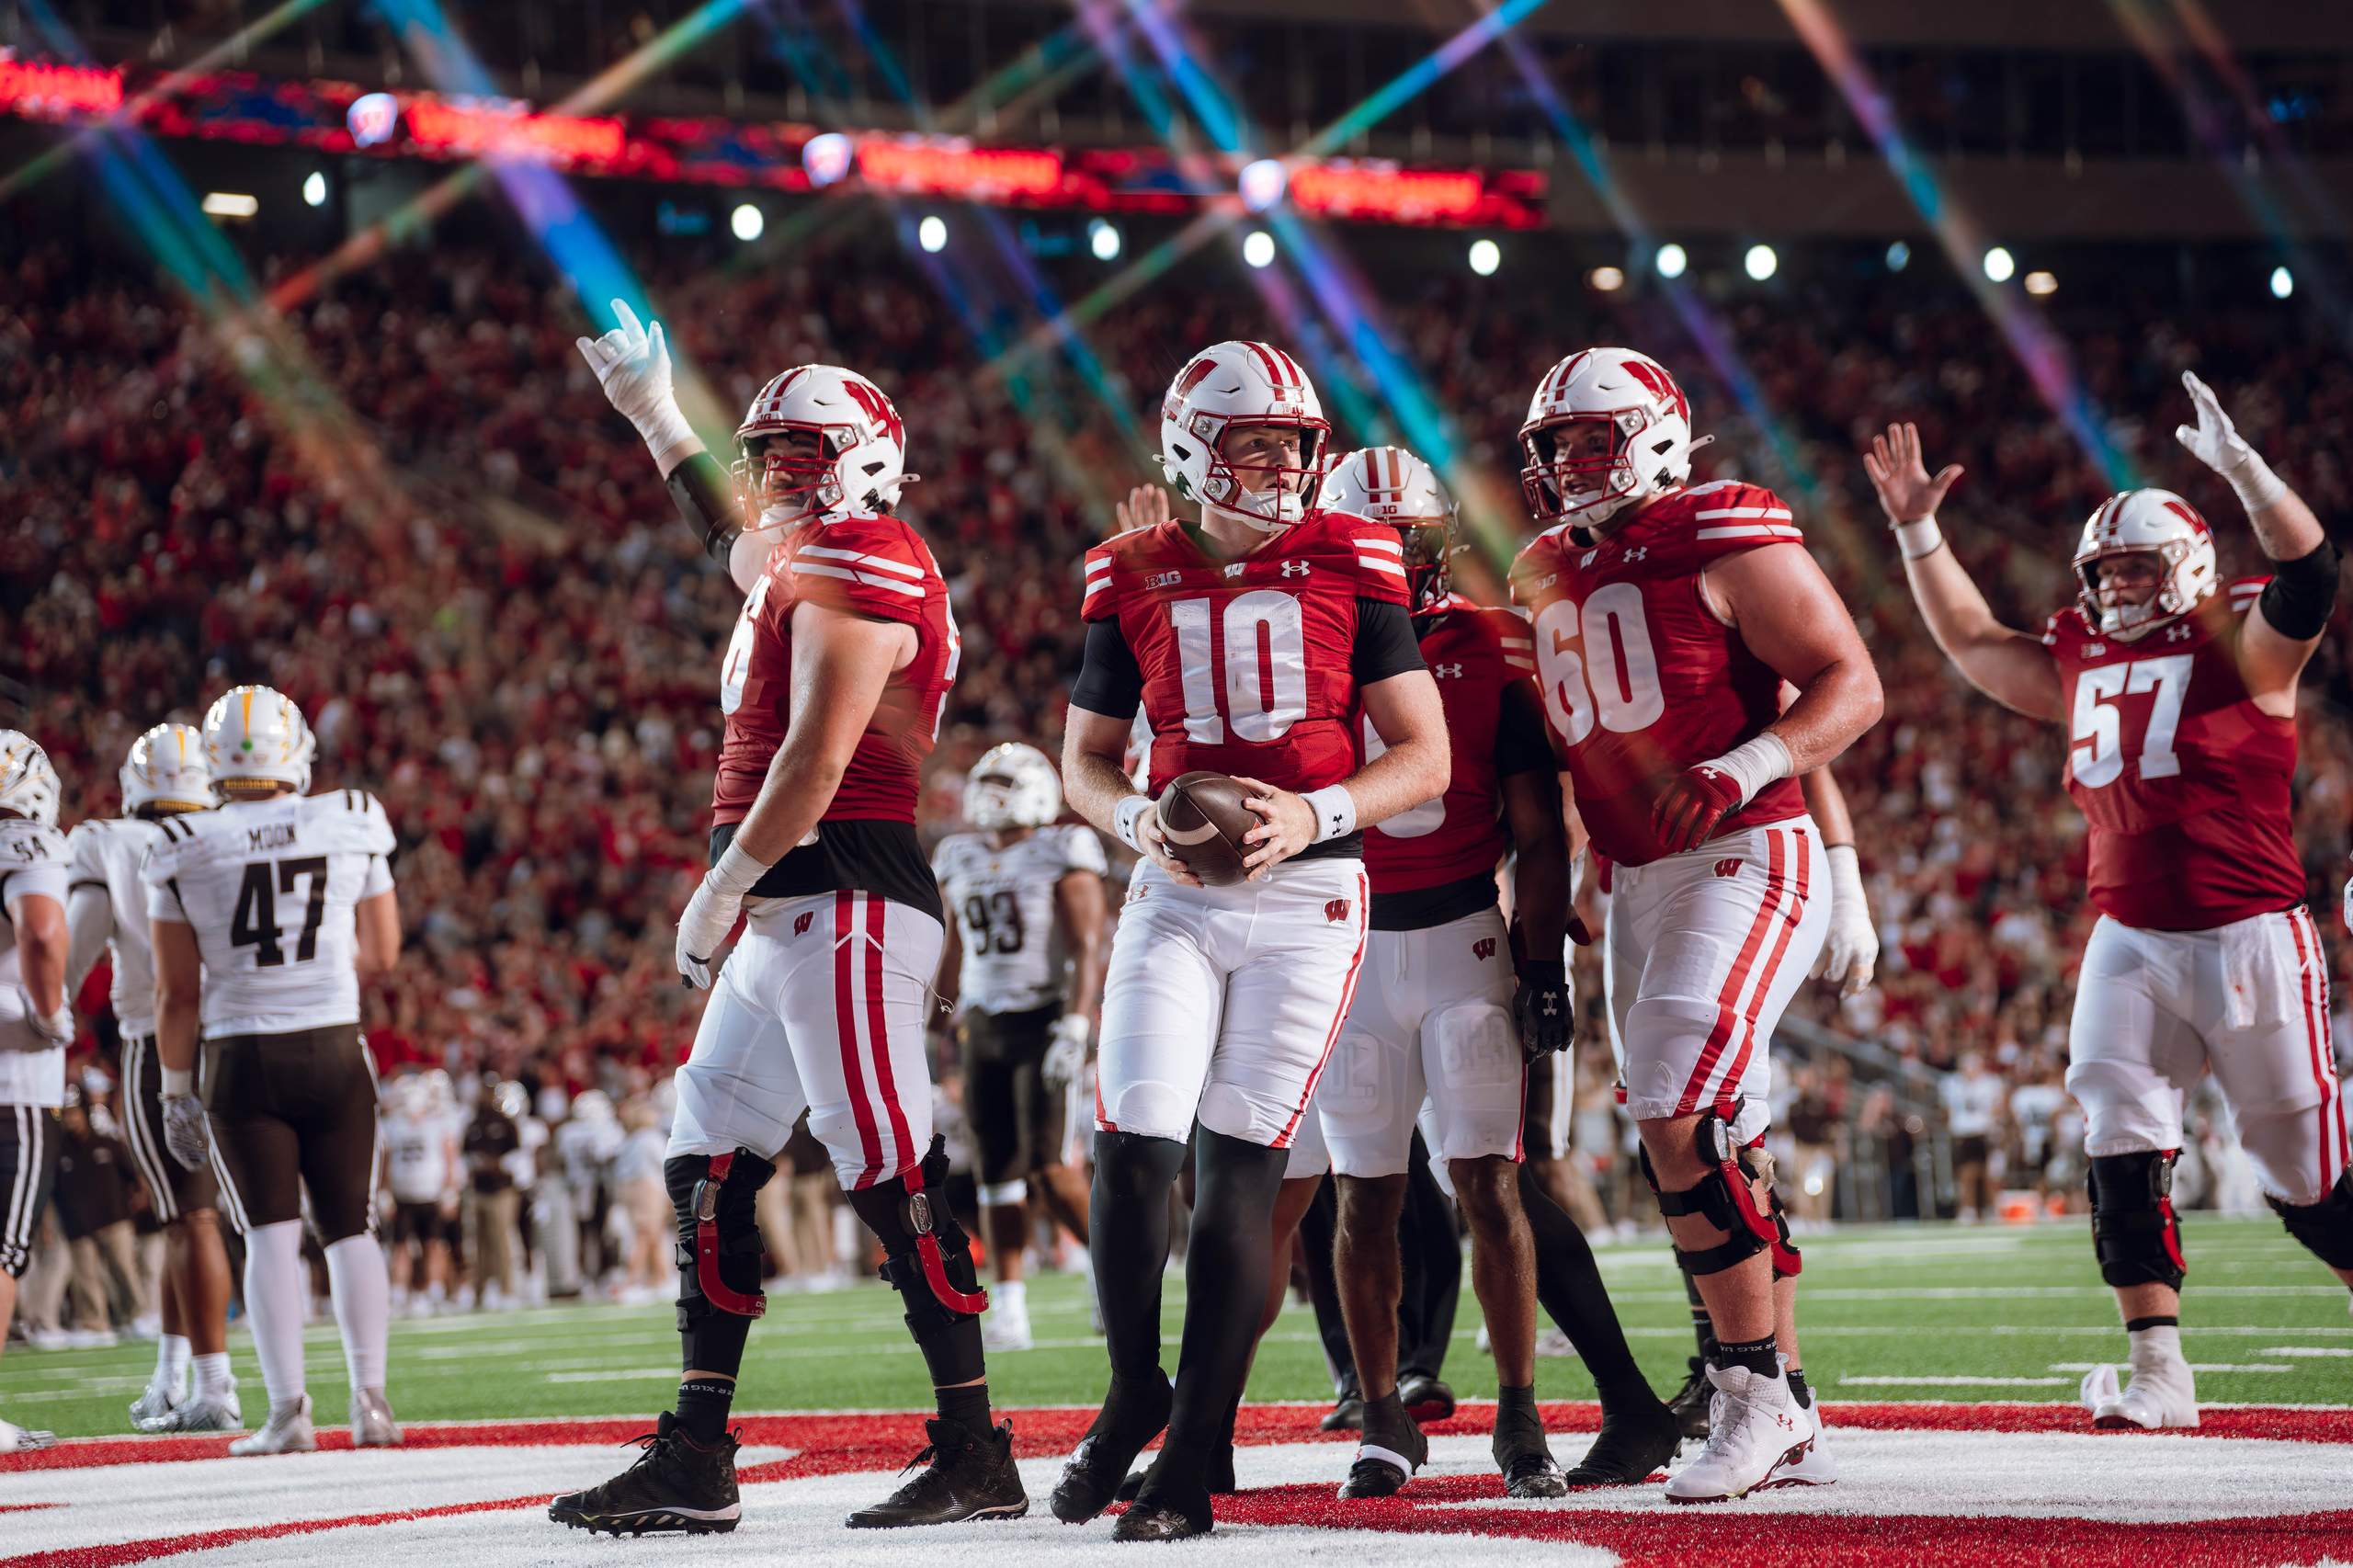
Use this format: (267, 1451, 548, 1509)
(1675, 830, 1789, 1117)
(835, 892, 884, 1187)
(863, 895, 915, 1179)
(1713, 830, 1813, 1117)
(2289, 909, 2341, 1191)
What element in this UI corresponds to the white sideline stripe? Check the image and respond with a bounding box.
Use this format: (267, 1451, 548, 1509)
(1693, 524, 1803, 540)
(1693, 506, 1793, 520)
(1838, 1375, 2074, 1387)
(2264, 1346, 2353, 1357)
(2051, 1362, 2296, 1374)
(1355, 536, 1404, 554)
(548, 1369, 681, 1382)
(798, 543, 923, 578)
(1357, 556, 1406, 576)
(791, 561, 924, 597)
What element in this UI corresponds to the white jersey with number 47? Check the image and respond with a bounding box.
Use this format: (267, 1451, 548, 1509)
(932, 824, 1108, 1016)
(142, 790, 396, 1038)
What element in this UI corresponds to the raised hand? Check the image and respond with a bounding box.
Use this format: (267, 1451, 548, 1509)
(574, 298, 694, 456)
(1861, 422, 1963, 527)
(1115, 484, 1173, 534)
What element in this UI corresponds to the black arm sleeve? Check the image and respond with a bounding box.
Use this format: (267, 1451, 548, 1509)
(1352, 597, 1426, 684)
(2257, 539, 2341, 641)
(665, 448, 742, 567)
(1494, 680, 1557, 778)
(1069, 617, 1146, 719)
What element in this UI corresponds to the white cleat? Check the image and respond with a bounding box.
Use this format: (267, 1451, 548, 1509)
(352, 1387, 404, 1448)
(0, 1416, 57, 1452)
(230, 1393, 318, 1456)
(2081, 1358, 2200, 1430)
(149, 1392, 244, 1434)
(1762, 1366, 1837, 1488)
(1664, 1366, 1808, 1504)
(981, 1297, 1033, 1353)
(129, 1381, 183, 1429)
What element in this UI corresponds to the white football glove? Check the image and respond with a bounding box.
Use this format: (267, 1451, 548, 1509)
(574, 299, 696, 460)
(676, 842, 768, 990)
(14, 988, 72, 1051)
(2341, 869, 2352, 940)
(1043, 1014, 1092, 1086)
(163, 1093, 211, 1172)
(2175, 369, 2286, 513)
(1815, 843, 1879, 998)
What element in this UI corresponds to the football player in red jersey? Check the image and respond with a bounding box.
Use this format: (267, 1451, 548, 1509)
(1512, 347, 1882, 1503)
(558, 311, 1023, 1533)
(1307, 448, 1682, 1499)
(1053, 342, 1449, 1540)
(1866, 372, 2350, 1432)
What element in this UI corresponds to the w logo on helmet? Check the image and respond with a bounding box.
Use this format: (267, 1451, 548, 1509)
(1620, 358, 1689, 423)
(1472, 937, 1496, 960)
(843, 380, 904, 448)
(1324, 898, 1352, 924)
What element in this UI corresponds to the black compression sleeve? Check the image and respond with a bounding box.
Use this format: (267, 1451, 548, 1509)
(1069, 617, 1145, 719)
(665, 448, 742, 566)
(2257, 539, 2341, 641)
(1352, 597, 1426, 683)
(1494, 680, 1556, 778)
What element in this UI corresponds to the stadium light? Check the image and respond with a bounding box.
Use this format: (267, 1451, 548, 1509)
(1468, 238, 1500, 277)
(1088, 219, 1121, 262)
(1587, 265, 1624, 292)
(1886, 241, 1911, 272)
(918, 214, 948, 253)
(201, 191, 257, 219)
(1655, 243, 1688, 279)
(1983, 245, 2016, 283)
(2023, 269, 2057, 297)
(1238, 158, 1287, 213)
(1743, 244, 1777, 281)
(802, 131, 854, 188)
(2271, 265, 2295, 300)
(1242, 230, 1276, 269)
(730, 203, 763, 242)
(302, 171, 327, 208)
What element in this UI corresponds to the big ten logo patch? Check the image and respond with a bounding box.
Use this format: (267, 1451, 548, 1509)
(1324, 898, 1352, 924)
(1472, 937, 1497, 960)
(1713, 858, 1743, 879)
(793, 911, 815, 937)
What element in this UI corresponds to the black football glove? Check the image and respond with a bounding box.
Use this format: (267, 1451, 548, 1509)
(1512, 958, 1572, 1062)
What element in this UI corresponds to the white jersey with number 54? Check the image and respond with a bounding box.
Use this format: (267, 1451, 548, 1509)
(142, 790, 396, 1038)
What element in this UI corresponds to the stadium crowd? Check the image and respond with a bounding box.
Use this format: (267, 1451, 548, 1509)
(6, 221, 2352, 1329)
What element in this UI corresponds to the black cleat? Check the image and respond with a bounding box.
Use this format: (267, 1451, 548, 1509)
(1113, 1444, 1234, 1503)
(1338, 1399, 1427, 1499)
(1398, 1372, 1455, 1425)
(1668, 1355, 1713, 1441)
(1501, 1449, 1569, 1498)
(1112, 1499, 1211, 1541)
(1051, 1374, 1173, 1524)
(548, 1413, 741, 1536)
(845, 1419, 1029, 1528)
(1561, 1403, 1682, 1487)
(1320, 1392, 1365, 1432)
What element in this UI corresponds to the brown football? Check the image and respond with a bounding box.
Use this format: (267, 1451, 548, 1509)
(1156, 771, 1257, 886)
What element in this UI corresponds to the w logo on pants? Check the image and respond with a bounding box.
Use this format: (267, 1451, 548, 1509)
(793, 911, 815, 936)
(1472, 937, 1496, 960)
(1324, 898, 1352, 924)
(1712, 858, 1743, 879)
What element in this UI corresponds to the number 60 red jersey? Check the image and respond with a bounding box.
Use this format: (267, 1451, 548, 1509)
(1079, 509, 1415, 795)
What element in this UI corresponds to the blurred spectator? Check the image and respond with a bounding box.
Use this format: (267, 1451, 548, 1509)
(52, 1092, 150, 1344)
(462, 1077, 524, 1309)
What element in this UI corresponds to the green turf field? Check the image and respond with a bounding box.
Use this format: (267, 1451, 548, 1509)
(7, 1217, 2347, 1438)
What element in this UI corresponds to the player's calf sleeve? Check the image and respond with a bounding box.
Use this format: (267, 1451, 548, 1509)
(1163, 1131, 1288, 1468)
(1680, 1261, 1718, 1358)
(2088, 1150, 2187, 1291)
(1518, 1163, 1654, 1410)
(243, 1220, 309, 1409)
(1090, 1131, 1188, 1383)
(2270, 1170, 2353, 1271)
(844, 1137, 990, 1393)
(323, 1234, 391, 1392)
(667, 1150, 776, 1381)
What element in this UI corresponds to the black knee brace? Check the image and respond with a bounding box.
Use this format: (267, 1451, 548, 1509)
(2089, 1150, 2186, 1291)
(2271, 1169, 2353, 1271)
(1641, 1114, 1797, 1277)
(847, 1135, 989, 1337)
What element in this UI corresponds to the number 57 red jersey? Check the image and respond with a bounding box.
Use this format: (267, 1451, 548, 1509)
(1081, 509, 1413, 795)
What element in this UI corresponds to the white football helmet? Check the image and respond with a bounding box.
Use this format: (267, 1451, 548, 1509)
(120, 723, 212, 814)
(0, 732, 60, 827)
(963, 742, 1062, 831)
(733, 364, 913, 530)
(202, 686, 314, 796)
(1158, 340, 1329, 532)
(1520, 347, 1706, 531)
(2073, 488, 2219, 641)
(1319, 446, 1457, 613)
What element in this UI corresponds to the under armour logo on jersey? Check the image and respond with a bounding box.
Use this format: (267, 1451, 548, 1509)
(1281, 560, 1310, 577)
(1433, 663, 1464, 678)
(793, 912, 814, 937)
(2166, 624, 2194, 642)
(1713, 858, 1743, 879)
(1472, 937, 1496, 960)
(1623, 547, 1649, 562)
(1324, 898, 1352, 924)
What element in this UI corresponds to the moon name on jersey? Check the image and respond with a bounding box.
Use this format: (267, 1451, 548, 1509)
(141, 790, 396, 1038)
(933, 824, 1108, 1016)
(0, 816, 73, 1108)
(1082, 508, 1411, 796)
(2042, 579, 2303, 932)
(1360, 597, 1540, 894)
(67, 815, 181, 1038)
(1509, 481, 1808, 868)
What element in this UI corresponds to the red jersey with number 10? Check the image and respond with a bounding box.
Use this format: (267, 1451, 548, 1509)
(1082, 509, 1411, 794)
(2043, 578, 2302, 931)
(1508, 481, 1807, 868)
(712, 512, 961, 826)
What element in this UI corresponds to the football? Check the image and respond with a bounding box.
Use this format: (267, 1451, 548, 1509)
(1155, 770, 1258, 886)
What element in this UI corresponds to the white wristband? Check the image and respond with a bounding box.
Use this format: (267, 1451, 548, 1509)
(1893, 515, 1944, 561)
(1703, 731, 1796, 809)
(163, 1066, 194, 1097)
(1825, 842, 1866, 903)
(634, 401, 696, 465)
(2224, 452, 2290, 516)
(1302, 784, 1358, 844)
(1113, 794, 1153, 853)
(706, 838, 769, 899)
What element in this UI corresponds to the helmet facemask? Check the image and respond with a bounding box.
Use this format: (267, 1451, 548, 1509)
(1398, 521, 1454, 615)
(2077, 547, 2186, 642)
(962, 771, 1027, 832)
(733, 426, 860, 532)
(1183, 417, 1329, 532)
(1520, 410, 1651, 530)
